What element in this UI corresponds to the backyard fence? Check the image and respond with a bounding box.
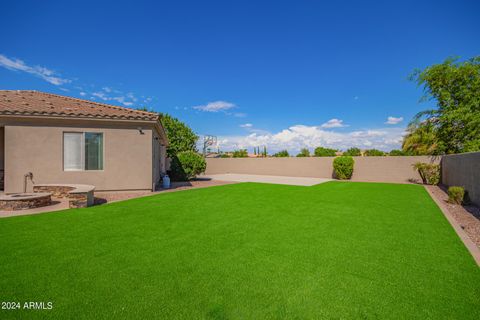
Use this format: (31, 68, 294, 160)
(205, 156, 439, 184)
(441, 152, 480, 206)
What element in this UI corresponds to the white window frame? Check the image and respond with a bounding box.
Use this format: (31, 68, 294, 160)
(63, 131, 104, 172)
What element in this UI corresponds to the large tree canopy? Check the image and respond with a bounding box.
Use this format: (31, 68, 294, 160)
(405, 56, 480, 154)
(160, 113, 198, 158)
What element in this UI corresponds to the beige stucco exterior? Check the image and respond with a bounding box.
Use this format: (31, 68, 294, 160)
(1, 117, 167, 193)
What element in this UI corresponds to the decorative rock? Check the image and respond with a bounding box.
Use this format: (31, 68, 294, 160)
(0, 193, 52, 211)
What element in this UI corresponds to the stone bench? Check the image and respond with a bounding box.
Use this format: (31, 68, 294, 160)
(33, 184, 95, 208)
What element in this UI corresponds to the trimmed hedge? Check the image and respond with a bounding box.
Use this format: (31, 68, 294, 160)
(333, 156, 354, 180)
(170, 151, 206, 181)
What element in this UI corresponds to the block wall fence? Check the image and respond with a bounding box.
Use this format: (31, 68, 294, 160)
(441, 152, 480, 206)
(205, 156, 439, 184)
(206, 153, 480, 205)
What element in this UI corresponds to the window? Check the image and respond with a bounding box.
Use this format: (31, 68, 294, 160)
(63, 132, 103, 171)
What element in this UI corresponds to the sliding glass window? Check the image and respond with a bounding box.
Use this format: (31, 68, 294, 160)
(64, 132, 104, 171)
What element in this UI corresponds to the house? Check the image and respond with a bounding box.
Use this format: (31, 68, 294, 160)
(0, 90, 168, 194)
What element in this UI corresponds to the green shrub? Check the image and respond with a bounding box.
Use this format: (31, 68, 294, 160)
(412, 162, 440, 185)
(343, 147, 361, 156)
(364, 149, 385, 156)
(296, 148, 310, 157)
(333, 156, 354, 180)
(314, 147, 337, 157)
(232, 149, 248, 158)
(389, 149, 407, 156)
(448, 186, 465, 204)
(273, 150, 289, 157)
(170, 151, 206, 181)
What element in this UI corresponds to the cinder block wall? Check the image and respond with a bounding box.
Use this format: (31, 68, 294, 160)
(205, 156, 439, 184)
(441, 152, 480, 206)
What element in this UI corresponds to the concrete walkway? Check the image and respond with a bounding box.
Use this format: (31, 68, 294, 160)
(203, 173, 331, 186)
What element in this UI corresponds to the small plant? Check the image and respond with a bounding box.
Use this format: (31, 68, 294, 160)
(170, 151, 206, 181)
(333, 156, 354, 180)
(412, 162, 440, 185)
(448, 186, 465, 205)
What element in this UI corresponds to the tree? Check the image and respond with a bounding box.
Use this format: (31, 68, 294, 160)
(407, 56, 480, 154)
(232, 149, 248, 158)
(170, 151, 206, 180)
(389, 149, 408, 156)
(160, 113, 198, 158)
(273, 150, 289, 157)
(364, 149, 385, 156)
(343, 147, 361, 156)
(296, 148, 310, 157)
(263, 146, 267, 157)
(314, 147, 337, 157)
(402, 121, 438, 155)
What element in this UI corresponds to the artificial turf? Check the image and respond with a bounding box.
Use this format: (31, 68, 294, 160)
(0, 181, 479, 319)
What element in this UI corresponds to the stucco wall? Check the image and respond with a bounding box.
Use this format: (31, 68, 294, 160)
(0, 127, 4, 171)
(441, 152, 480, 206)
(205, 156, 439, 184)
(4, 124, 153, 193)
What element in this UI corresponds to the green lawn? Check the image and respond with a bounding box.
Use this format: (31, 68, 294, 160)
(0, 182, 479, 319)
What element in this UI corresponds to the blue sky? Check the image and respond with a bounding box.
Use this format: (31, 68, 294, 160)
(1, 0, 479, 153)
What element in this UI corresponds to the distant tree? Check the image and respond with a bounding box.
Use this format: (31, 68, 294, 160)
(296, 148, 310, 157)
(406, 56, 480, 154)
(402, 121, 438, 155)
(253, 147, 257, 155)
(263, 146, 267, 157)
(160, 113, 198, 158)
(273, 150, 289, 157)
(136, 106, 155, 112)
(343, 147, 361, 156)
(314, 147, 337, 157)
(389, 149, 409, 156)
(364, 149, 386, 156)
(219, 153, 231, 158)
(232, 149, 248, 158)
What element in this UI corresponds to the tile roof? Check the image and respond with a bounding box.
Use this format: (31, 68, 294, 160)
(0, 90, 159, 121)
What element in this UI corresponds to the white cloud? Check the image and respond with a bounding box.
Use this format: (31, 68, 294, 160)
(0, 54, 71, 85)
(79, 91, 87, 96)
(214, 125, 406, 153)
(193, 100, 236, 112)
(385, 116, 404, 125)
(233, 112, 247, 118)
(92, 91, 108, 100)
(91, 91, 136, 107)
(240, 123, 253, 128)
(320, 118, 348, 128)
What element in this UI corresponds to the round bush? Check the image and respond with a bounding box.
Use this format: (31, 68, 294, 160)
(448, 186, 465, 204)
(333, 156, 354, 180)
(170, 151, 206, 181)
